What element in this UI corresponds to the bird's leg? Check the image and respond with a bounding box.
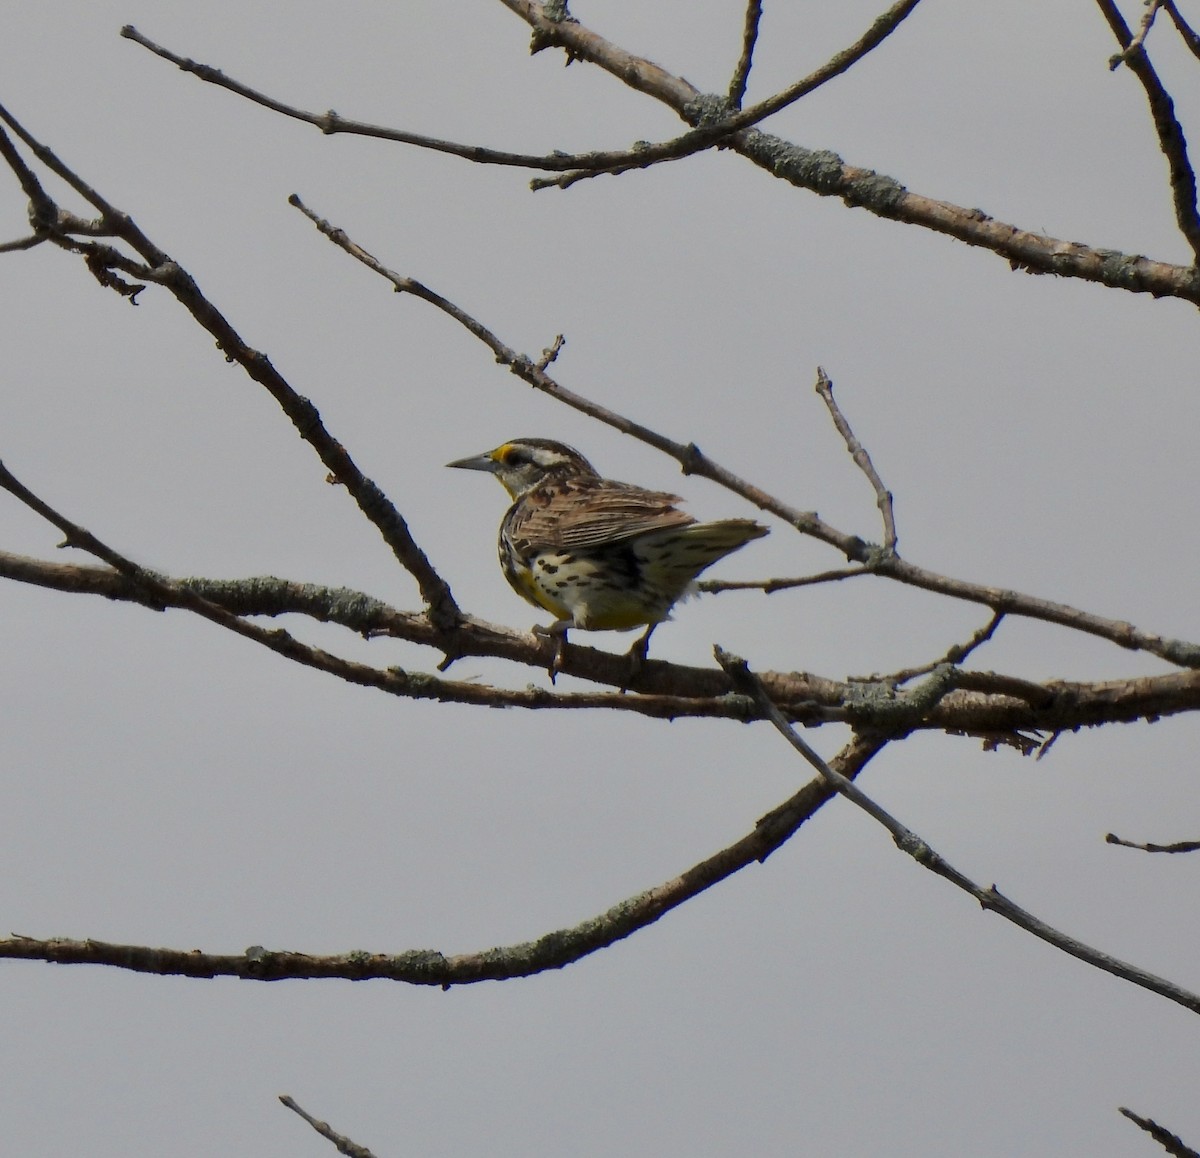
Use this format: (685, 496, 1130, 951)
(621, 623, 657, 690)
(532, 620, 570, 682)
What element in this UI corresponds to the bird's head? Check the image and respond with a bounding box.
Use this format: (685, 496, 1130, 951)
(446, 438, 598, 499)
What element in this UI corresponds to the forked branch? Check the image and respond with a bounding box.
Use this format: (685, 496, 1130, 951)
(719, 649, 1200, 1018)
(1095, 0, 1200, 260)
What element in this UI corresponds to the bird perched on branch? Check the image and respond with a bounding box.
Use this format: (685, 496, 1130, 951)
(447, 438, 768, 676)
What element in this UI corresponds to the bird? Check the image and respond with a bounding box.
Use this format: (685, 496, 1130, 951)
(446, 438, 768, 676)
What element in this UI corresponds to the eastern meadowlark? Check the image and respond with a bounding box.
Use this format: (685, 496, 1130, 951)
(447, 438, 768, 672)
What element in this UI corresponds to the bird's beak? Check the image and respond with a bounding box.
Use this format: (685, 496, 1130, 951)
(445, 451, 500, 473)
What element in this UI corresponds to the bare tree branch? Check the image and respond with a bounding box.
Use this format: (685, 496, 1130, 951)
(698, 564, 872, 594)
(0, 549, 762, 706)
(814, 367, 897, 553)
(1163, 0, 1200, 61)
(718, 648, 1200, 1018)
(728, 0, 764, 109)
(0, 491, 772, 719)
(0, 732, 887, 984)
(1096, 0, 1200, 261)
(880, 611, 1006, 684)
(1106, 833, 1200, 854)
(118, 24, 673, 174)
(1108, 0, 1165, 66)
(531, 0, 924, 190)
(1119, 1107, 1200, 1158)
(7, 546, 1200, 737)
(0, 232, 43, 253)
(280, 1097, 379, 1158)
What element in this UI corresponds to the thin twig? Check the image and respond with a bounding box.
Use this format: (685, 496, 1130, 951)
(0, 733, 888, 984)
(120, 25, 674, 175)
(1109, 0, 1164, 66)
(535, 333, 566, 370)
(1095, 0, 1200, 261)
(532, 0, 924, 190)
(1118, 1107, 1200, 1158)
(885, 611, 1005, 683)
(279, 1097, 379, 1158)
(718, 647, 1200, 1018)
(0, 117, 59, 229)
(1163, 0, 1200, 61)
(697, 565, 871, 594)
(1106, 833, 1200, 854)
(0, 234, 44, 253)
(736, 0, 921, 122)
(728, 0, 764, 108)
(814, 367, 897, 552)
(287, 195, 1200, 670)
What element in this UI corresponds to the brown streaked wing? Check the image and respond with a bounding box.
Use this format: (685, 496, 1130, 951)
(509, 477, 696, 553)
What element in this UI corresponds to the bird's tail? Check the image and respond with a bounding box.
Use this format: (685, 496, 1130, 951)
(639, 518, 769, 597)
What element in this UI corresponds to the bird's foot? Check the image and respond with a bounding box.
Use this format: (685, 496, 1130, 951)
(620, 624, 657, 692)
(532, 621, 570, 683)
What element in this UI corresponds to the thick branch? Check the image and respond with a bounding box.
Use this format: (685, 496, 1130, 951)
(5, 551, 1200, 736)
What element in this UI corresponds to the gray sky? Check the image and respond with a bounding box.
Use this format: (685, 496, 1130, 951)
(2, 2, 1198, 1155)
